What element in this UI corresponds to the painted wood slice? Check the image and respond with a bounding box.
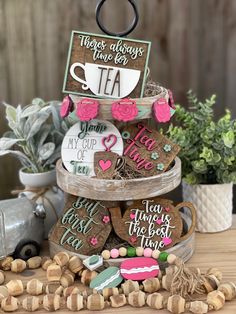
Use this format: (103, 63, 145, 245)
(49, 195, 112, 255)
(120, 257, 159, 280)
(122, 122, 180, 177)
(61, 119, 123, 176)
(109, 198, 196, 250)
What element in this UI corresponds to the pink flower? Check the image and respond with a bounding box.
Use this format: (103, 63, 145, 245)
(76, 98, 99, 121)
(111, 98, 138, 122)
(60, 96, 73, 118)
(90, 237, 98, 246)
(102, 215, 110, 224)
(153, 98, 171, 123)
(130, 236, 137, 243)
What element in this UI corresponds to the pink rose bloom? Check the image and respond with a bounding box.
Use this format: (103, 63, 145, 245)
(90, 237, 98, 246)
(153, 98, 171, 123)
(130, 236, 137, 243)
(112, 98, 138, 122)
(102, 215, 110, 224)
(76, 98, 99, 121)
(60, 96, 73, 118)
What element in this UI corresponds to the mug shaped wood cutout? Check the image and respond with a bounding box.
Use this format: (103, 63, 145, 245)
(109, 198, 196, 250)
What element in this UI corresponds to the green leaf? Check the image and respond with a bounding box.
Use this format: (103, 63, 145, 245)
(21, 104, 41, 118)
(24, 112, 50, 140)
(38, 142, 55, 160)
(0, 138, 24, 150)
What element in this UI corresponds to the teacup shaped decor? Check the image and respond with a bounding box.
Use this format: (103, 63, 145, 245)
(109, 197, 196, 250)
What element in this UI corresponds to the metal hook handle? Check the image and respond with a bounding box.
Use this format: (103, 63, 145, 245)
(95, 0, 139, 37)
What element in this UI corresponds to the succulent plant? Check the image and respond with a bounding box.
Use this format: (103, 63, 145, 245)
(168, 91, 236, 184)
(0, 98, 71, 173)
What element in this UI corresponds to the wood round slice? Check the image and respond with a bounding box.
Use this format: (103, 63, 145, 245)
(56, 157, 181, 201)
(49, 212, 194, 268)
(70, 86, 168, 120)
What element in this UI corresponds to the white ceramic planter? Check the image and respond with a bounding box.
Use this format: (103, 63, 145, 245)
(19, 168, 65, 238)
(182, 182, 233, 233)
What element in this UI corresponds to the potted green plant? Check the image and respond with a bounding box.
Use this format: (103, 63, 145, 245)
(0, 98, 70, 236)
(168, 91, 236, 233)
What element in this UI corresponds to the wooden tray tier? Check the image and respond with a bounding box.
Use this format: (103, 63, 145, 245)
(69, 85, 168, 121)
(56, 157, 181, 201)
(49, 212, 194, 266)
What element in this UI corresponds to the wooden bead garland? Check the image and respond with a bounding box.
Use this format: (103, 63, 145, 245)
(47, 264, 62, 282)
(53, 252, 70, 267)
(41, 257, 53, 270)
(10, 259, 26, 273)
(68, 256, 83, 273)
(0, 251, 235, 313)
(0, 257, 14, 271)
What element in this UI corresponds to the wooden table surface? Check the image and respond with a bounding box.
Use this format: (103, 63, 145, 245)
(5, 216, 236, 314)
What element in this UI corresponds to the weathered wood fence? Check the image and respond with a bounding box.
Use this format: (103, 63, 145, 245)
(0, 0, 236, 200)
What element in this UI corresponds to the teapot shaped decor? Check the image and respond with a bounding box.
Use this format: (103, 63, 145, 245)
(109, 198, 196, 250)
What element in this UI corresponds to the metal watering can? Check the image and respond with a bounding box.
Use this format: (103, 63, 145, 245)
(0, 197, 45, 260)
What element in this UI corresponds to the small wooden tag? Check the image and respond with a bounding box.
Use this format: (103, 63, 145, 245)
(49, 195, 112, 255)
(94, 151, 119, 179)
(122, 123, 180, 177)
(109, 198, 195, 250)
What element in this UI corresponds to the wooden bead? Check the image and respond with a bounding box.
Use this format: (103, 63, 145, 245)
(218, 282, 236, 301)
(143, 278, 160, 293)
(121, 280, 140, 295)
(10, 259, 26, 273)
(0, 257, 14, 271)
(203, 275, 219, 293)
(167, 295, 186, 314)
(119, 247, 127, 257)
(45, 283, 63, 295)
(151, 250, 160, 259)
(47, 264, 62, 282)
(128, 290, 146, 307)
(0, 286, 9, 300)
(162, 274, 172, 291)
(6, 280, 24, 296)
(67, 293, 84, 311)
(110, 294, 127, 307)
(63, 286, 80, 297)
(101, 250, 110, 260)
(0, 270, 5, 285)
(26, 279, 43, 295)
(206, 268, 223, 282)
(189, 301, 208, 314)
(207, 290, 225, 310)
(27, 256, 42, 269)
(146, 292, 164, 309)
(1, 296, 18, 312)
(80, 270, 97, 286)
(54, 252, 70, 267)
(43, 294, 60, 311)
(41, 257, 53, 270)
(22, 296, 40, 312)
(136, 247, 144, 257)
(167, 254, 177, 264)
(68, 256, 83, 273)
(87, 293, 105, 310)
(60, 272, 75, 288)
(102, 287, 119, 300)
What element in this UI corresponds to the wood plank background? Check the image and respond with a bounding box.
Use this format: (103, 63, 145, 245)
(0, 0, 236, 202)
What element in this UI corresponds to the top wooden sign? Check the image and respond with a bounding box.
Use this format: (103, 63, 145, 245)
(63, 31, 151, 99)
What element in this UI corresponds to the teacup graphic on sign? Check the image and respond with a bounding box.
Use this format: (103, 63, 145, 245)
(69, 62, 141, 98)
